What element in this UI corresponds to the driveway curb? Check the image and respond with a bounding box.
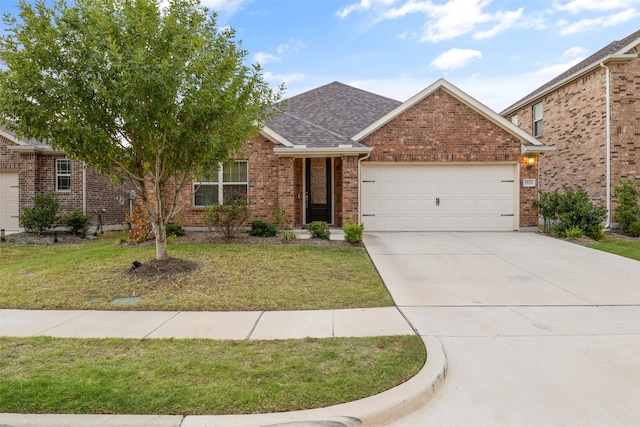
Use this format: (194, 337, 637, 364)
(0, 336, 446, 427)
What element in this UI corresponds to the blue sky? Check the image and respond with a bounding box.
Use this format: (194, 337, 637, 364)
(1, 0, 638, 112)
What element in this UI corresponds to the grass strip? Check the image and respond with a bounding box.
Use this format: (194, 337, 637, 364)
(584, 235, 640, 261)
(0, 233, 393, 310)
(0, 335, 425, 415)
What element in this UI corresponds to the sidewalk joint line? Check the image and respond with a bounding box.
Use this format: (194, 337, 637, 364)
(246, 311, 264, 340)
(143, 311, 182, 338)
(34, 310, 91, 337)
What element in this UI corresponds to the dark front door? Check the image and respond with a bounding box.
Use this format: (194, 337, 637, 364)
(306, 157, 332, 223)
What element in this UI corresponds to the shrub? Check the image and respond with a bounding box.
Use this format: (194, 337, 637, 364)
(65, 209, 91, 236)
(125, 198, 154, 244)
(205, 190, 251, 238)
(343, 220, 364, 244)
(628, 221, 640, 237)
(534, 186, 607, 240)
(270, 205, 287, 230)
(564, 226, 583, 239)
(20, 191, 60, 234)
(249, 220, 277, 237)
(613, 180, 640, 232)
(308, 221, 330, 239)
(280, 230, 298, 242)
(166, 223, 185, 237)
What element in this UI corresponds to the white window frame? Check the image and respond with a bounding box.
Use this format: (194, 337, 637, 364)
(56, 159, 72, 192)
(533, 102, 543, 136)
(510, 114, 518, 126)
(193, 160, 248, 207)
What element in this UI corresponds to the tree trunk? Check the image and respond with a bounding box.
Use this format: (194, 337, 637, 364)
(154, 219, 168, 261)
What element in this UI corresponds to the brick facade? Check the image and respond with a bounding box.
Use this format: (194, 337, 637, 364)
(505, 47, 639, 215)
(0, 134, 129, 229)
(362, 88, 539, 228)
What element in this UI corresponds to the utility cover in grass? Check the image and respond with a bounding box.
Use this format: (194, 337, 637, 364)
(111, 297, 142, 304)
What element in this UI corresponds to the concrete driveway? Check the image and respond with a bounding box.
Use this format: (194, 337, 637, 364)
(364, 232, 640, 426)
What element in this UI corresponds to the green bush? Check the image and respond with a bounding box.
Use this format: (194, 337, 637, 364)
(280, 230, 298, 242)
(613, 180, 640, 232)
(20, 191, 60, 234)
(205, 190, 251, 238)
(270, 205, 287, 230)
(65, 209, 91, 236)
(249, 220, 277, 237)
(166, 223, 185, 237)
(628, 221, 640, 237)
(534, 186, 607, 240)
(308, 221, 330, 240)
(564, 226, 583, 239)
(343, 220, 364, 244)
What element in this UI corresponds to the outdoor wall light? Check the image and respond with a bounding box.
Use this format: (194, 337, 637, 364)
(526, 155, 535, 170)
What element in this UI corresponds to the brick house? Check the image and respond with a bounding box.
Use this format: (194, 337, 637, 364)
(178, 79, 552, 231)
(501, 29, 640, 227)
(0, 127, 130, 233)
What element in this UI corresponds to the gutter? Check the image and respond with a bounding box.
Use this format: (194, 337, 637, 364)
(273, 146, 373, 158)
(600, 62, 612, 228)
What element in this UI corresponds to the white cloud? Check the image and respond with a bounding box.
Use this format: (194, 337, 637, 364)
(199, 0, 251, 13)
(529, 58, 585, 78)
(563, 46, 587, 57)
(431, 48, 482, 70)
(473, 8, 523, 39)
(263, 71, 306, 86)
(554, 0, 637, 14)
(337, 0, 396, 19)
(254, 52, 280, 65)
(559, 8, 639, 34)
(277, 39, 306, 54)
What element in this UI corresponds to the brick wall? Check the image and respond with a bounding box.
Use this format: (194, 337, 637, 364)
(507, 52, 639, 213)
(362, 88, 536, 227)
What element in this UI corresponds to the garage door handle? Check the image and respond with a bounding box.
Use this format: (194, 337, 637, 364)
(501, 214, 514, 216)
(436, 197, 440, 206)
(362, 180, 375, 183)
(501, 180, 514, 183)
(362, 214, 376, 217)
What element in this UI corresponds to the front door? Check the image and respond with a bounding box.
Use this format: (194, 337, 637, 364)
(305, 158, 332, 224)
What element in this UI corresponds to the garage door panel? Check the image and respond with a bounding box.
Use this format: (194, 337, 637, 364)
(0, 172, 20, 232)
(361, 164, 517, 231)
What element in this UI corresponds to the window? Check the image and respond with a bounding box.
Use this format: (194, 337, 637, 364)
(533, 102, 543, 136)
(194, 161, 248, 206)
(56, 159, 72, 191)
(510, 114, 518, 126)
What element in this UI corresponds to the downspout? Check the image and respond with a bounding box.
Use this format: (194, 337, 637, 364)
(600, 62, 611, 228)
(82, 162, 87, 214)
(357, 151, 371, 225)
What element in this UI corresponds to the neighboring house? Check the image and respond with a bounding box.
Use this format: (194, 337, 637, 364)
(501, 29, 640, 227)
(178, 78, 552, 231)
(0, 127, 130, 233)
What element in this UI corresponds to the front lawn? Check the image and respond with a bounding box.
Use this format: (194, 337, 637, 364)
(583, 234, 640, 261)
(0, 335, 425, 415)
(0, 233, 393, 310)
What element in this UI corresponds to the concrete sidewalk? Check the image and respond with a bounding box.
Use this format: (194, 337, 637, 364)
(0, 307, 447, 427)
(0, 307, 414, 339)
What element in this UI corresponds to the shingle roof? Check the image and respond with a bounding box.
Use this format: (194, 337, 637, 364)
(501, 29, 640, 114)
(264, 82, 401, 148)
(0, 125, 50, 149)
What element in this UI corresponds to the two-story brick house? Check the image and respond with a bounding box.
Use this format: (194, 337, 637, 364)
(0, 127, 130, 233)
(501, 29, 640, 227)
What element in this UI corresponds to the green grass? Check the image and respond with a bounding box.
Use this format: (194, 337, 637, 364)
(584, 234, 640, 261)
(0, 335, 425, 415)
(0, 233, 393, 310)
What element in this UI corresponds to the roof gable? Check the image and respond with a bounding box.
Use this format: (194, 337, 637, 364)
(353, 78, 546, 148)
(501, 29, 640, 115)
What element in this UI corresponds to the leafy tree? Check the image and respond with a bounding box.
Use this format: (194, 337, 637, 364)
(0, 0, 283, 260)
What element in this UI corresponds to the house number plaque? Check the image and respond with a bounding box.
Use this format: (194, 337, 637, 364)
(523, 179, 536, 187)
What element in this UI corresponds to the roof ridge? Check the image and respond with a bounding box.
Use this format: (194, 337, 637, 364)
(282, 111, 350, 141)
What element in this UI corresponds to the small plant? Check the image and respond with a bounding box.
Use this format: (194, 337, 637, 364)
(205, 190, 251, 238)
(20, 191, 60, 234)
(564, 226, 583, 239)
(629, 221, 640, 237)
(65, 209, 91, 236)
(343, 220, 364, 244)
(613, 180, 640, 232)
(249, 220, 277, 237)
(166, 223, 185, 237)
(308, 221, 330, 239)
(280, 230, 298, 242)
(270, 205, 287, 230)
(125, 198, 154, 244)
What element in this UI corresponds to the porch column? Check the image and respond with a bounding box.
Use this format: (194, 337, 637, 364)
(277, 156, 296, 229)
(341, 156, 359, 224)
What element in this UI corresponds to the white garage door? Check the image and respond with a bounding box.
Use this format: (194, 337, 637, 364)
(361, 164, 518, 231)
(0, 172, 20, 233)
